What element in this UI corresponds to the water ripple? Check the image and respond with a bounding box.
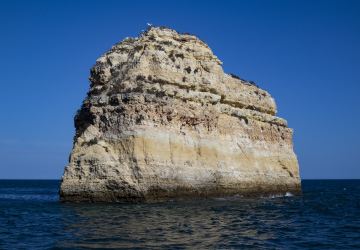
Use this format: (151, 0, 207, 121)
(0, 180, 359, 249)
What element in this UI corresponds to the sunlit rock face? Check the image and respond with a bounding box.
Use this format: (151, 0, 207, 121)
(59, 27, 301, 203)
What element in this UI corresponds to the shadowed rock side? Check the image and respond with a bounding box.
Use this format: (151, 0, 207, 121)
(59, 27, 301, 203)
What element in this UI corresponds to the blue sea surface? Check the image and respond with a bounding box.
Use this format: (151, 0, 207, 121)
(0, 180, 359, 249)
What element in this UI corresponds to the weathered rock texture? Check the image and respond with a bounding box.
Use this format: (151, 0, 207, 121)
(59, 27, 301, 203)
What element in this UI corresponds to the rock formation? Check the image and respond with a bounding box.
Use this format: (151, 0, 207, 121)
(59, 26, 301, 203)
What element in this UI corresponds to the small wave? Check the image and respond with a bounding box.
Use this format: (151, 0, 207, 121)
(213, 197, 226, 200)
(261, 194, 283, 199)
(261, 192, 294, 199)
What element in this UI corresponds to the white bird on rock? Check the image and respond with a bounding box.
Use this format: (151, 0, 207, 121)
(147, 23, 152, 26)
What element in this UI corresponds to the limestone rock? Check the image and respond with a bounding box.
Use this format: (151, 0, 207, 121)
(59, 27, 301, 203)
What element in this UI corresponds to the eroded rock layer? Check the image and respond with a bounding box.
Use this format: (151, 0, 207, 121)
(59, 27, 301, 203)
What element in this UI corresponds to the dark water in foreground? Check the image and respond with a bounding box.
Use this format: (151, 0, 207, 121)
(0, 180, 359, 249)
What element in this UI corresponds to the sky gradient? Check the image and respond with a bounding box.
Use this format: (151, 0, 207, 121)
(0, 0, 359, 179)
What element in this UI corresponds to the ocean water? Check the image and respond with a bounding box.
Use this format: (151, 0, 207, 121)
(0, 180, 359, 249)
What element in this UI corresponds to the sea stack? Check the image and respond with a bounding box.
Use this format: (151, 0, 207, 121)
(59, 26, 301, 203)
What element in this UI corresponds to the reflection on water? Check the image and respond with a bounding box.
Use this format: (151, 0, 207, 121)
(57, 197, 293, 249)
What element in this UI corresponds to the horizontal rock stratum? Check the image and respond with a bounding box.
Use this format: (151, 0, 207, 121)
(59, 26, 301, 203)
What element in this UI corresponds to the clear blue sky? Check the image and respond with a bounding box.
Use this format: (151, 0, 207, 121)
(0, 0, 359, 179)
